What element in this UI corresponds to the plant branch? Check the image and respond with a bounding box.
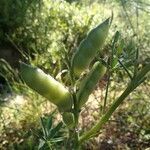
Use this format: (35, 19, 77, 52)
(103, 72, 110, 113)
(118, 59, 133, 80)
(67, 61, 80, 149)
(79, 63, 150, 144)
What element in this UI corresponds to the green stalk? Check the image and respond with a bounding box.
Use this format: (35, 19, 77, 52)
(79, 63, 150, 144)
(72, 87, 80, 149)
(103, 72, 110, 113)
(68, 66, 80, 149)
(71, 90, 80, 149)
(79, 83, 133, 143)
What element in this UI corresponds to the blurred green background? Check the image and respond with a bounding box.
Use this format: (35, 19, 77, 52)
(0, 0, 150, 149)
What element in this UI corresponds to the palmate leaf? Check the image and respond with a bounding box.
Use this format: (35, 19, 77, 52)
(40, 117, 48, 138)
(31, 112, 65, 149)
(38, 139, 46, 150)
(50, 137, 65, 143)
(46, 115, 53, 134)
(48, 122, 63, 139)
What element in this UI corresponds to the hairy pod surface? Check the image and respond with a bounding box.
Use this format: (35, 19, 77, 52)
(62, 112, 75, 129)
(20, 62, 72, 112)
(71, 18, 110, 76)
(77, 61, 107, 108)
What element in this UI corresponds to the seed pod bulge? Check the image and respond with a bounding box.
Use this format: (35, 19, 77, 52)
(77, 61, 107, 108)
(72, 18, 110, 76)
(87, 18, 110, 47)
(72, 40, 95, 76)
(20, 62, 72, 112)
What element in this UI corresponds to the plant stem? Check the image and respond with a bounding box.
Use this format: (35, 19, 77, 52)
(79, 82, 134, 144)
(47, 141, 52, 150)
(103, 73, 110, 113)
(118, 59, 133, 80)
(79, 63, 150, 144)
(68, 66, 80, 149)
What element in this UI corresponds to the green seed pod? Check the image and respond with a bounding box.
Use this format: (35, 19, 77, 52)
(77, 61, 107, 108)
(20, 62, 72, 112)
(71, 18, 110, 76)
(62, 112, 75, 129)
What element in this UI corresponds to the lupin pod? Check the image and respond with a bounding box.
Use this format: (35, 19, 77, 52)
(62, 112, 75, 129)
(20, 62, 73, 112)
(71, 18, 110, 76)
(77, 61, 107, 108)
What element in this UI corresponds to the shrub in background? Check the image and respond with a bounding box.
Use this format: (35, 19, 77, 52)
(20, 16, 150, 149)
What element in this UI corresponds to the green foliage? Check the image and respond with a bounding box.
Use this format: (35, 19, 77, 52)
(0, 0, 150, 149)
(19, 14, 150, 149)
(32, 113, 65, 150)
(1, 0, 149, 74)
(0, 0, 39, 44)
(6, 0, 98, 74)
